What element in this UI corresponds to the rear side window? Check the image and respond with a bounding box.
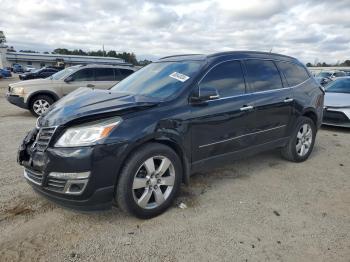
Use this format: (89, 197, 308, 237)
(245, 60, 283, 92)
(199, 60, 246, 98)
(277, 61, 309, 86)
(71, 68, 94, 81)
(95, 68, 115, 81)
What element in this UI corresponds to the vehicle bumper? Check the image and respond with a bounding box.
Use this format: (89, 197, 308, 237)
(6, 93, 28, 109)
(323, 108, 350, 128)
(18, 134, 129, 210)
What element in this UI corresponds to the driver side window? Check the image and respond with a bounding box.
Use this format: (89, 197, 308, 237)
(70, 68, 94, 81)
(199, 60, 246, 98)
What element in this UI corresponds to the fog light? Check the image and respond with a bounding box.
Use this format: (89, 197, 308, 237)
(49, 171, 90, 180)
(65, 179, 89, 195)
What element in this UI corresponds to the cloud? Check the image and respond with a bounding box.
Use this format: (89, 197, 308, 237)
(0, 0, 349, 63)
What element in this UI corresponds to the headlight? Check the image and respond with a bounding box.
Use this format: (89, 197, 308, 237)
(12, 87, 25, 95)
(55, 116, 122, 147)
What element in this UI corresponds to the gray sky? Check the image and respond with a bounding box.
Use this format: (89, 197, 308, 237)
(1, 0, 349, 63)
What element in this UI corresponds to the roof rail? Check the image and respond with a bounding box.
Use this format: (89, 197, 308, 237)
(159, 54, 203, 60)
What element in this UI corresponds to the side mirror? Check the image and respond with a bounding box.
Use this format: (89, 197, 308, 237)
(64, 75, 74, 83)
(191, 86, 220, 103)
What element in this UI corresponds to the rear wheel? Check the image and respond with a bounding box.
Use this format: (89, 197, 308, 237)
(281, 116, 316, 162)
(29, 95, 54, 117)
(116, 143, 182, 219)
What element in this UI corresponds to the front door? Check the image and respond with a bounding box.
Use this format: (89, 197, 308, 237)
(190, 60, 256, 163)
(62, 68, 95, 96)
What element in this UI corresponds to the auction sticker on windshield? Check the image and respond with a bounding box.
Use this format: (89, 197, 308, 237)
(169, 72, 190, 82)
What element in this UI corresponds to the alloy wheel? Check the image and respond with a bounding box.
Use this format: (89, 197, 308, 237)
(296, 123, 313, 157)
(132, 156, 175, 209)
(33, 99, 50, 115)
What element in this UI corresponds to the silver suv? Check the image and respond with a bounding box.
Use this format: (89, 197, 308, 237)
(6, 64, 136, 116)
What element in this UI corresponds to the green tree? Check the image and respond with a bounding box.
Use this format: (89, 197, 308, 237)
(0, 31, 6, 45)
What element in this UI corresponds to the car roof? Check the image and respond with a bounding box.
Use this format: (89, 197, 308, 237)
(158, 51, 299, 64)
(71, 64, 136, 71)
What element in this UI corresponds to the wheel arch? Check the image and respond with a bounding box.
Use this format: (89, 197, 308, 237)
(115, 135, 191, 187)
(27, 90, 59, 106)
(302, 108, 318, 127)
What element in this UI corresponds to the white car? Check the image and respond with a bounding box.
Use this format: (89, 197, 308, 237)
(25, 66, 36, 72)
(323, 77, 350, 127)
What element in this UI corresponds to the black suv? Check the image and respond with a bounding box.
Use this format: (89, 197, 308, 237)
(18, 51, 324, 218)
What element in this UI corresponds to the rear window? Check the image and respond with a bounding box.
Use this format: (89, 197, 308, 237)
(277, 61, 309, 86)
(325, 79, 350, 94)
(245, 60, 283, 92)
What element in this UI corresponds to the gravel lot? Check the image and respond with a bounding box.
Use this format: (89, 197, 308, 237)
(0, 76, 349, 262)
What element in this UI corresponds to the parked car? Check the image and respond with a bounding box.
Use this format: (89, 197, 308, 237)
(19, 67, 59, 80)
(0, 68, 12, 78)
(323, 77, 350, 127)
(25, 66, 36, 72)
(6, 64, 136, 116)
(13, 64, 25, 73)
(315, 71, 347, 86)
(17, 51, 324, 218)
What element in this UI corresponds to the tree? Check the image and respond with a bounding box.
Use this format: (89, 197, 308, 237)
(306, 62, 313, 67)
(340, 60, 350, 67)
(0, 31, 6, 45)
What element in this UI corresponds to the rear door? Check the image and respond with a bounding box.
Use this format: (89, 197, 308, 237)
(191, 60, 257, 162)
(243, 59, 293, 145)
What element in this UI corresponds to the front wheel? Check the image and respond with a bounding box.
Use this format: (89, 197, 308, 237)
(281, 116, 316, 162)
(29, 95, 54, 117)
(116, 143, 182, 219)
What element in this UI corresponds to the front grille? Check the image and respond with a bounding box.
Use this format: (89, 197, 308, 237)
(35, 127, 56, 152)
(46, 177, 67, 192)
(24, 169, 43, 185)
(323, 110, 349, 124)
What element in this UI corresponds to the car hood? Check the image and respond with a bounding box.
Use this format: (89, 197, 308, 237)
(39, 87, 160, 126)
(324, 92, 350, 108)
(9, 78, 60, 88)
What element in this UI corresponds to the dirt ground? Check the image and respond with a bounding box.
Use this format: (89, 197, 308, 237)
(0, 76, 349, 262)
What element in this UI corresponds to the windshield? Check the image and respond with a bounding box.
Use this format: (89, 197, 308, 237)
(50, 67, 76, 80)
(110, 61, 203, 99)
(317, 72, 331, 78)
(325, 79, 350, 94)
(32, 68, 42, 73)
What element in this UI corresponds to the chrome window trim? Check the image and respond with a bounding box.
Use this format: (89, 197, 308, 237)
(205, 77, 311, 102)
(196, 58, 311, 102)
(198, 125, 286, 148)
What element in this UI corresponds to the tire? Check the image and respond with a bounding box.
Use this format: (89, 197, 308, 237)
(29, 95, 54, 117)
(116, 143, 182, 219)
(281, 116, 316, 162)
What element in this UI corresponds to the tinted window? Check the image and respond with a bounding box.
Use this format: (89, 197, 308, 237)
(277, 61, 309, 86)
(199, 61, 245, 97)
(114, 69, 133, 81)
(245, 60, 283, 92)
(333, 71, 346, 77)
(120, 69, 134, 77)
(71, 68, 94, 81)
(325, 79, 350, 94)
(95, 68, 115, 81)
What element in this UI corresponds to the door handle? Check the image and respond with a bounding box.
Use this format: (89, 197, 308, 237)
(86, 84, 95, 88)
(284, 98, 294, 103)
(240, 105, 254, 111)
